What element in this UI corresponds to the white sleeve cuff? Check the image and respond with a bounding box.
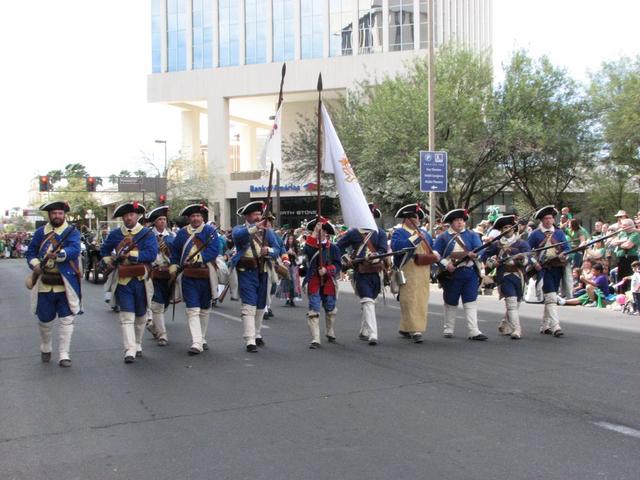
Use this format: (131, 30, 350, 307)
(29, 258, 41, 268)
(248, 226, 258, 235)
(56, 249, 67, 262)
(440, 258, 450, 267)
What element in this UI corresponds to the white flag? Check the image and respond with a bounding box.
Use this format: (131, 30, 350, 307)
(259, 106, 282, 172)
(321, 104, 377, 231)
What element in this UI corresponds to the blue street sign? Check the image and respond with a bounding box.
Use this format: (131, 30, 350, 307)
(420, 151, 448, 192)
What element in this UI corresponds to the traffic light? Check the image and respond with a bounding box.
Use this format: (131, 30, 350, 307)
(39, 176, 50, 192)
(158, 194, 167, 205)
(86, 176, 96, 192)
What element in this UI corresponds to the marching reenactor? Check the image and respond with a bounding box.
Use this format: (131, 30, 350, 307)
(434, 209, 488, 341)
(147, 206, 175, 346)
(25, 201, 82, 367)
(337, 203, 388, 345)
(481, 215, 534, 339)
(231, 201, 283, 352)
(100, 202, 158, 363)
(302, 218, 342, 349)
(390, 204, 439, 343)
(169, 204, 219, 355)
(527, 205, 569, 337)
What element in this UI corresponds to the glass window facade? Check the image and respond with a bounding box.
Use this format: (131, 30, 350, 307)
(245, 0, 267, 64)
(358, 0, 382, 54)
(329, 0, 353, 57)
(419, 0, 428, 49)
(389, 0, 415, 51)
(167, 0, 188, 71)
(301, 0, 324, 59)
(219, 0, 239, 67)
(273, 0, 295, 61)
(193, 0, 213, 69)
(151, 0, 162, 73)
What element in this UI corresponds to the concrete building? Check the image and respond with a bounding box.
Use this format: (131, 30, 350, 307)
(147, 0, 493, 227)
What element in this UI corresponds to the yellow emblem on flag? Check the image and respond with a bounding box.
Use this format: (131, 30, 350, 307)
(339, 157, 357, 183)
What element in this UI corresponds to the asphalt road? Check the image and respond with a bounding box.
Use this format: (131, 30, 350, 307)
(1, 258, 639, 480)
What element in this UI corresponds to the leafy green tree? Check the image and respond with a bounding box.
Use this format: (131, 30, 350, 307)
(590, 56, 640, 168)
(492, 51, 596, 209)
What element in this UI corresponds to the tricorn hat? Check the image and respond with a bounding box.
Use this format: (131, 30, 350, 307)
(113, 201, 146, 218)
(240, 200, 266, 216)
(368, 202, 382, 219)
(180, 203, 208, 221)
(442, 208, 469, 224)
(395, 203, 426, 219)
(493, 215, 516, 231)
(306, 217, 336, 235)
(147, 206, 169, 224)
(40, 200, 70, 213)
(535, 205, 558, 221)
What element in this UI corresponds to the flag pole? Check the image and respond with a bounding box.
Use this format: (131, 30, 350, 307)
(316, 73, 324, 271)
(265, 63, 287, 223)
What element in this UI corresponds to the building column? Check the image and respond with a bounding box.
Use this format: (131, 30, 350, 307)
(382, 0, 389, 53)
(208, 95, 230, 226)
(239, 0, 246, 65)
(186, 0, 194, 70)
(182, 110, 203, 177)
(413, 0, 420, 50)
(322, 0, 330, 58)
(212, 0, 219, 67)
(352, 0, 360, 56)
(160, 0, 168, 72)
(294, 0, 301, 60)
(267, 0, 274, 63)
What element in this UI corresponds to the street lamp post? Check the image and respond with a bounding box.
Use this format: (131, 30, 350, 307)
(155, 140, 167, 176)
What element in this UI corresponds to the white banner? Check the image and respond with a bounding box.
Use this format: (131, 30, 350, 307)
(259, 106, 282, 172)
(321, 104, 377, 231)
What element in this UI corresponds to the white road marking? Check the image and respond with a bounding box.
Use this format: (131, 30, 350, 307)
(594, 421, 640, 439)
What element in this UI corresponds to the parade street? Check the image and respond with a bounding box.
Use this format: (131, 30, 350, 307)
(1, 258, 639, 480)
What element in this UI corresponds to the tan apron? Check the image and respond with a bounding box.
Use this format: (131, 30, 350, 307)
(399, 240, 431, 333)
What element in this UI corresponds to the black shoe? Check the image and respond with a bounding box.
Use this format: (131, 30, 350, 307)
(358, 334, 368, 341)
(398, 330, 411, 339)
(443, 333, 453, 339)
(326, 335, 336, 343)
(58, 359, 72, 368)
(41, 352, 51, 363)
(368, 339, 378, 346)
(246, 344, 258, 353)
(553, 329, 564, 337)
(135, 351, 143, 358)
(267, 308, 274, 318)
(541, 328, 552, 335)
(255, 338, 265, 347)
(411, 334, 423, 344)
(469, 334, 488, 341)
(309, 342, 321, 349)
(202, 342, 209, 350)
(188, 347, 201, 356)
(124, 355, 135, 364)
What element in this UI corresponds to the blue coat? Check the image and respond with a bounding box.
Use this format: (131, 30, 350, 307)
(337, 228, 388, 260)
(100, 226, 158, 264)
(390, 226, 434, 269)
(481, 238, 532, 280)
(170, 224, 219, 266)
(230, 225, 280, 267)
(434, 229, 482, 259)
(527, 228, 569, 258)
(26, 224, 82, 304)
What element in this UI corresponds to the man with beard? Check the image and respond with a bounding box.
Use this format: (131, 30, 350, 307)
(146, 206, 175, 346)
(337, 203, 388, 345)
(527, 205, 569, 337)
(481, 215, 534, 339)
(169, 204, 219, 355)
(231, 201, 282, 352)
(26, 201, 82, 367)
(100, 202, 158, 363)
(434, 209, 488, 341)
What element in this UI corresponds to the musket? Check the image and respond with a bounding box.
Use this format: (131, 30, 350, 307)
(27, 225, 77, 290)
(342, 247, 416, 268)
(498, 239, 577, 264)
(177, 228, 218, 273)
(101, 227, 154, 276)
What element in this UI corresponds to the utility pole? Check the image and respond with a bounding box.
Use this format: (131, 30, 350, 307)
(427, 0, 436, 233)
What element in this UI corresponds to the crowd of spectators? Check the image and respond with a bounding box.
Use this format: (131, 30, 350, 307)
(0, 232, 31, 259)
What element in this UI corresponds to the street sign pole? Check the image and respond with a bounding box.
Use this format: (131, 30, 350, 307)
(427, 0, 436, 233)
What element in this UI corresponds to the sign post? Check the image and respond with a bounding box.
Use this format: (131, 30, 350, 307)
(420, 151, 448, 193)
